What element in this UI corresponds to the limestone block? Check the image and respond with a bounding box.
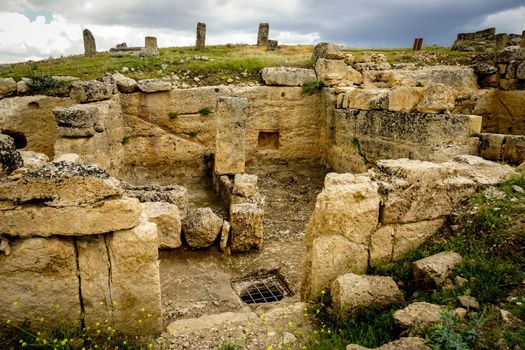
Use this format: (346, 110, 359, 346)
(394, 302, 444, 330)
(495, 46, 525, 63)
(444, 155, 517, 185)
(342, 88, 389, 110)
(315, 59, 363, 87)
(308, 235, 368, 298)
(53, 153, 83, 164)
(108, 221, 163, 334)
(232, 173, 259, 197)
(220, 220, 230, 252)
(230, 203, 264, 252)
(53, 104, 99, 137)
(0, 237, 80, 326)
(70, 79, 114, 103)
(502, 135, 525, 165)
(19, 151, 49, 169)
(305, 173, 380, 247)
(261, 67, 317, 86)
(412, 251, 462, 288)
(182, 208, 223, 249)
(416, 83, 455, 113)
(214, 96, 248, 175)
(16, 79, 29, 94)
(112, 72, 137, 93)
(392, 219, 445, 261)
(311, 42, 346, 62)
(0, 134, 23, 176)
(331, 273, 403, 311)
(0, 197, 141, 238)
(83, 29, 97, 57)
(137, 78, 172, 93)
(166, 311, 259, 335)
(387, 87, 423, 112)
(370, 225, 394, 265)
(141, 202, 182, 249)
(76, 235, 112, 328)
(124, 184, 188, 216)
(0, 162, 123, 207)
(0, 78, 17, 98)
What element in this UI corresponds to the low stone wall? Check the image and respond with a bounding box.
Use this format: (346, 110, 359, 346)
(452, 27, 521, 52)
(301, 156, 517, 300)
(0, 160, 163, 334)
(479, 133, 525, 165)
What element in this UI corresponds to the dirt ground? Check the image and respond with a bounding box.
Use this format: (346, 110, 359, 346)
(156, 163, 327, 349)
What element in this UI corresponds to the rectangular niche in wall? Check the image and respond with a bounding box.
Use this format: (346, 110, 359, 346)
(258, 131, 279, 150)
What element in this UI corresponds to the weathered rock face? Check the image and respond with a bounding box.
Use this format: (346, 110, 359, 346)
(394, 302, 444, 330)
(257, 23, 269, 47)
(136, 79, 172, 93)
(232, 173, 259, 197)
(261, 67, 317, 86)
(315, 59, 363, 87)
(214, 96, 248, 175)
(412, 251, 462, 288)
(53, 104, 100, 137)
(415, 83, 454, 113)
(141, 202, 182, 249)
(196, 22, 206, 50)
(331, 273, 403, 311)
(311, 42, 346, 61)
(230, 202, 264, 252)
(83, 29, 97, 57)
(0, 161, 122, 207)
(474, 89, 525, 135)
(0, 78, 17, 98)
(0, 237, 80, 326)
(112, 73, 137, 93)
(19, 151, 49, 169)
(123, 184, 188, 216)
(0, 134, 23, 176)
(182, 208, 223, 249)
(107, 221, 163, 334)
(70, 79, 115, 103)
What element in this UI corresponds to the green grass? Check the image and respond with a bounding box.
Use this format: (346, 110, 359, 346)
(309, 175, 525, 349)
(167, 111, 179, 119)
(198, 107, 211, 116)
(302, 80, 324, 94)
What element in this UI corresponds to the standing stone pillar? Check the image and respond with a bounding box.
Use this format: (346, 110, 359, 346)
(495, 33, 509, 51)
(196, 22, 206, 50)
(145, 36, 158, 49)
(257, 23, 269, 46)
(83, 29, 96, 57)
(214, 97, 248, 175)
(521, 30, 525, 48)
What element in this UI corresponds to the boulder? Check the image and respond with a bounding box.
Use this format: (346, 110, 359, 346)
(495, 46, 525, 63)
(412, 251, 462, 288)
(261, 67, 317, 86)
(182, 208, 223, 249)
(394, 302, 444, 330)
(70, 79, 114, 103)
(16, 79, 29, 94)
(141, 202, 182, 249)
(387, 87, 423, 112)
(19, 151, 48, 169)
(315, 59, 363, 87)
(112, 72, 137, 93)
(458, 295, 479, 309)
(232, 173, 259, 197)
(311, 42, 346, 61)
(136, 78, 172, 92)
(391, 219, 445, 261)
(308, 235, 368, 298)
(0, 134, 23, 176)
(346, 337, 430, 350)
(230, 203, 264, 252)
(53, 104, 99, 137)
(0, 237, 80, 326)
(0, 161, 123, 207)
(0, 78, 16, 98)
(0, 197, 141, 238)
(331, 273, 403, 311)
(108, 221, 163, 334)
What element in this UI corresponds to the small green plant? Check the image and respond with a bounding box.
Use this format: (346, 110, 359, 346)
(415, 81, 424, 87)
(168, 111, 179, 119)
(187, 131, 198, 138)
(219, 343, 241, 350)
(121, 136, 130, 145)
(199, 107, 211, 116)
(302, 80, 324, 94)
(426, 309, 484, 350)
(351, 137, 369, 164)
(27, 66, 62, 93)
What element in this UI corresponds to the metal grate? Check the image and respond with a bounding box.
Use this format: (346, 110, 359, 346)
(231, 273, 293, 304)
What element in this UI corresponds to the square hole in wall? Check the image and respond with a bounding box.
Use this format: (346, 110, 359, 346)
(258, 131, 279, 150)
(231, 273, 293, 304)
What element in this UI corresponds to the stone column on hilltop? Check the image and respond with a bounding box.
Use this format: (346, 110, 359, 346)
(521, 30, 525, 48)
(145, 36, 158, 49)
(495, 33, 509, 51)
(196, 22, 206, 50)
(257, 23, 269, 46)
(83, 29, 96, 57)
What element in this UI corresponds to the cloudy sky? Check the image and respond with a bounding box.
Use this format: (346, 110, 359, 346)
(0, 0, 524, 63)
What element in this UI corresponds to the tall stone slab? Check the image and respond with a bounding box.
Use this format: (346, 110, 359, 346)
(145, 36, 158, 49)
(83, 29, 96, 57)
(214, 96, 248, 175)
(257, 23, 269, 46)
(196, 22, 206, 50)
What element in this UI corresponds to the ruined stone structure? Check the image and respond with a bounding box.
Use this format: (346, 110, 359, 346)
(83, 29, 96, 57)
(257, 23, 269, 46)
(0, 42, 524, 342)
(109, 36, 159, 57)
(452, 27, 521, 52)
(196, 22, 206, 50)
